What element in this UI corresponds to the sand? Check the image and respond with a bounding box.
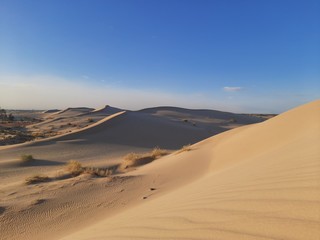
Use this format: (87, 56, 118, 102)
(0, 101, 319, 240)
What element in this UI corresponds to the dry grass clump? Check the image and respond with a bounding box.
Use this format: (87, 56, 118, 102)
(151, 147, 168, 158)
(25, 174, 50, 185)
(176, 144, 192, 154)
(20, 154, 34, 162)
(65, 160, 114, 177)
(182, 144, 192, 151)
(82, 167, 114, 177)
(120, 147, 168, 170)
(65, 160, 84, 176)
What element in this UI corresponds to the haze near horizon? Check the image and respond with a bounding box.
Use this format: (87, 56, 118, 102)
(0, 0, 319, 113)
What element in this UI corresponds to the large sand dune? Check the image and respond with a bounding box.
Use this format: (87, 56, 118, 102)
(0, 101, 318, 240)
(60, 100, 320, 240)
(0, 106, 260, 163)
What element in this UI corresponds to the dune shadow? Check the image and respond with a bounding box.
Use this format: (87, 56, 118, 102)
(0, 206, 5, 215)
(20, 159, 64, 167)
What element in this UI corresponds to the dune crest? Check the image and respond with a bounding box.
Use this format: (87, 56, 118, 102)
(61, 100, 320, 240)
(1, 101, 319, 240)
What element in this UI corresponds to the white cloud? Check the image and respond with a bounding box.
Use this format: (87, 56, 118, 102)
(223, 86, 243, 92)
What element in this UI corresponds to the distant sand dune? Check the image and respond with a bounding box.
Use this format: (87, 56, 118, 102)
(0, 106, 259, 163)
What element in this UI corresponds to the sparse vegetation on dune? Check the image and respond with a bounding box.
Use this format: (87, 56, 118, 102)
(25, 174, 50, 185)
(119, 147, 169, 170)
(24, 161, 114, 185)
(65, 160, 83, 176)
(65, 160, 114, 177)
(20, 154, 34, 162)
(176, 144, 192, 154)
(23, 148, 169, 185)
(150, 147, 168, 158)
(82, 167, 114, 177)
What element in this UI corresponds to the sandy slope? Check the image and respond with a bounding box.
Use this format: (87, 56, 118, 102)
(0, 101, 318, 240)
(61, 100, 320, 240)
(0, 106, 260, 164)
(0, 106, 262, 240)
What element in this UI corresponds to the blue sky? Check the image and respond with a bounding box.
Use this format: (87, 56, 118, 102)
(0, 0, 319, 113)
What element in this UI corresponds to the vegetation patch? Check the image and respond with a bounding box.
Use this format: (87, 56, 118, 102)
(20, 154, 34, 162)
(176, 144, 192, 154)
(119, 147, 169, 170)
(65, 160, 114, 177)
(25, 174, 50, 185)
(65, 160, 84, 176)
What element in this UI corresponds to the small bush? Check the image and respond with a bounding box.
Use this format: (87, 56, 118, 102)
(65, 160, 113, 177)
(25, 174, 50, 185)
(176, 144, 192, 154)
(65, 160, 83, 176)
(83, 167, 114, 177)
(120, 147, 168, 171)
(124, 153, 140, 162)
(151, 147, 168, 158)
(21, 154, 34, 162)
(87, 118, 94, 123)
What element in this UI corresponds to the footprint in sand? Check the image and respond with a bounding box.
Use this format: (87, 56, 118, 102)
(0, 206, 5, 215)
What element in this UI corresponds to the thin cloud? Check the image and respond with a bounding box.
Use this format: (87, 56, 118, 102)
(223, 86, 244, 92)
(0, 75, 226, 111)
(0, 75, 309, 113)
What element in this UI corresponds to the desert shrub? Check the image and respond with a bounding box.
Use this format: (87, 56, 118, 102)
(182, 144, 191, 151)
(176, 144, 192, 154)
(20, 154, 34, 162)
(25, 174, 50, 185)
(65, 160, 83, 176)
(120, 147, 168, 170)
(83, 167, 114, 177)
(124, 153, 140, 162)
(151, 147, 169, 158)
(65, 160, 113, 177)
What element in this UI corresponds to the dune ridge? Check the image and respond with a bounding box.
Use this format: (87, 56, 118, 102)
(61, 100, 320, 240)
(0, 106, 260, 164)
(0, 101, 318, 240)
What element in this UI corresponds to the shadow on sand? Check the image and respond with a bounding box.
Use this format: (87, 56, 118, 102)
(20, 159, 64, 167)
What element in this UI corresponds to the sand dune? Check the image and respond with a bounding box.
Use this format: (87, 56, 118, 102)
(50, 107, 95, 117)
(60, 100, 320, 240)
(0, 101, 318, 240)
(42, 109, 61, 114)
(90, 105, 123, 115)
(0, 106, 260, 164)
